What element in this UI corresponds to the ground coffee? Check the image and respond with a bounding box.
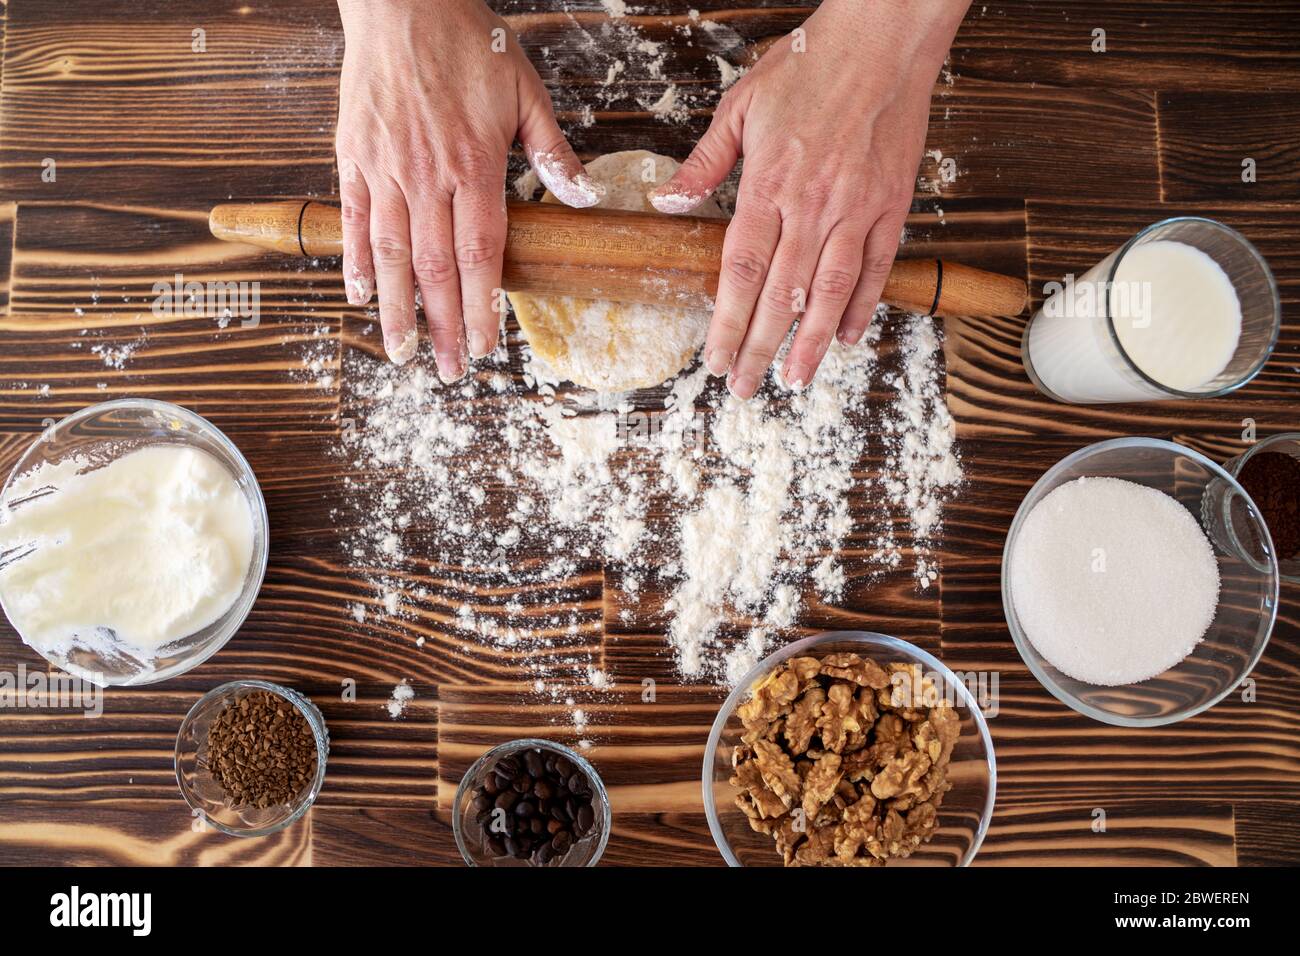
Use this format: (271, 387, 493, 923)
(1237, 450, 1300, 559)
(206, 690, 318, 809)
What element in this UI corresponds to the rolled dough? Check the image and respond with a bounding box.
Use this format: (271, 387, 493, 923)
(507, 149, 725, 392)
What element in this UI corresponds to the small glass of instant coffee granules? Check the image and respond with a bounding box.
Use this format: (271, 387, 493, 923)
(453, 739, 611, 867)
(175, 680, 329, 837)
(1223, 433, 1300, 584)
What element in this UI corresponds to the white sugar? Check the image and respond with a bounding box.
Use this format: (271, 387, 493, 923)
(1008, 477, 1221, 686)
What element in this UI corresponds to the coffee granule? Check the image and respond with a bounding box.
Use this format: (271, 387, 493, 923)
(1237, 450, 1300, 559)
(206, 690, 318, 809)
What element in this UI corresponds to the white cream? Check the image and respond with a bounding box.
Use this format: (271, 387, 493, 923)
(0, 445, 255, 660)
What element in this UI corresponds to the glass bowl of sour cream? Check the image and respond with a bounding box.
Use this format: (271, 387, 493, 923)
(0, 399, 269, 686)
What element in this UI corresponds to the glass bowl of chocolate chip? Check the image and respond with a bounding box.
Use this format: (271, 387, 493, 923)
(703, 631, 996, 867)
(175, 680, 329, 838)
(453, 739, 611, 867)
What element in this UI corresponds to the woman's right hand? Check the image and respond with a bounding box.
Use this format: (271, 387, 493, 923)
(335, 0, 602, 381)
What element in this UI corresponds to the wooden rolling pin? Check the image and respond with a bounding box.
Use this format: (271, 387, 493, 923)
(209, 200, 1027, 318)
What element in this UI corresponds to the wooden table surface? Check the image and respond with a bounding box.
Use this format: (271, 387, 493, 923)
(0, 0, 1297, 867)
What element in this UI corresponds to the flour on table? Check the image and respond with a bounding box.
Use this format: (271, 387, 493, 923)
(880, 315, 963, 589)
(386, 680, 414, 719)
(335, 295, 962, 713)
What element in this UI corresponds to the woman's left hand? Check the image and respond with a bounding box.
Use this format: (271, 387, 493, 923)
(650, 0, 969, 397)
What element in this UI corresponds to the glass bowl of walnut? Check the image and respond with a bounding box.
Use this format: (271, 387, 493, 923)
(703, 631, 996, 867)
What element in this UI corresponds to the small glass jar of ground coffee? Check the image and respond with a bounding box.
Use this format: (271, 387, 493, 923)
(1226, 434, 1300, 583)
(453, 739, 611, 867)
(175, 680, 329, 838)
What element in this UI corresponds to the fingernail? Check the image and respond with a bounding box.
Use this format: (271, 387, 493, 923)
(705, 347, 735, 377)
(385, 329, 418, 366)
(839, 326, 864, 346)
(467, 328, 490, 360)
(783, 362, 811, 390)
(436, 351, 464, 384)
(346, 273, 372, 306)
(529, 148, 605, 208)
(571, 172, 606, 207)
(649, 186, 709, 215)
(727, 370, 758, 400)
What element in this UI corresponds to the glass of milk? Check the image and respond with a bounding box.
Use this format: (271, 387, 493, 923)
(1022, 217, 1280, 403)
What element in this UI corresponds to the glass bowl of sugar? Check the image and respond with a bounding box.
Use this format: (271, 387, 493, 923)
(703, 631, 997, 867)
(0, 399, 269, 686)
(1002, 437, 1279, 727)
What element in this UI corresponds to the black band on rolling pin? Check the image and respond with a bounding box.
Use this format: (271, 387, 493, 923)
(296, 201, 310, 258)
(928, 259, 943, 317)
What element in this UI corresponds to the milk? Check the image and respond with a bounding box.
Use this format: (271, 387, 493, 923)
(1026, 239, 1242, 403)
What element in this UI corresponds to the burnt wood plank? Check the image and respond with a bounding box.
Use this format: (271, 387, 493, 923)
(0, 202, 344, 433)
(311, 807, 458, 866)
(0, 202, 13, 316)
(0, 802, 312, 865)
(0, 2, 340, 203)
(1235, 800, 1300, 866)
(975, 801, 1235, 866)
(0, 675, 438, 809)
(1, 1, 1162, 206)
(951, 1, 1300, 92)
(974, 677, 1300, 805)
(1159, 92, 1300, 202)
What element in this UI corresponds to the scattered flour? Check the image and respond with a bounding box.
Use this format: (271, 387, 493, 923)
(880, 315, 963, 588)
(644, 83, 690, 124)
(333, 304, 962, 714)
(714, 56, 746, 89)
(386, 679, 414, 719)
(89, 332, 147, 370)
